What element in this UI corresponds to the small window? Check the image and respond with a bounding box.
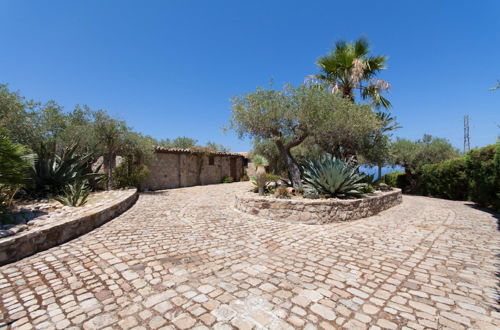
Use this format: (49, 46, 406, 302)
(243, 158, 249, 167)
(209, 156, 215, 165)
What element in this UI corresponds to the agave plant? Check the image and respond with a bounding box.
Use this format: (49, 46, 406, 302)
(56, 180, 91, 207)
(302, 156, 367, 198)
(32, 143, 104, 194)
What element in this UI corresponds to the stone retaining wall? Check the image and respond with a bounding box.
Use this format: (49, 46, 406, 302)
(0, 189, 138, 265)
(235, 189, 402, 224)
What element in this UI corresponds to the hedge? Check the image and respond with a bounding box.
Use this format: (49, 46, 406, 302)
(383, 171, 406, 188)
(385, 142, 499, 212)
(465, 143, 500, 211)
(420, 158, 468, 200)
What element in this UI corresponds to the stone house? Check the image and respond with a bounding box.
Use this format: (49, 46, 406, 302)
(142, 147, 247, 190)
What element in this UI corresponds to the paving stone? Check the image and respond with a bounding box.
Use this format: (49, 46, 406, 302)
(0, 183, 497, 329)
(310, 303, 336, 321)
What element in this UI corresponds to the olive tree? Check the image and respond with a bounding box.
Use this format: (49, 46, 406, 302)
(229, 84, 376, 187)
(390, 134, 460, 176)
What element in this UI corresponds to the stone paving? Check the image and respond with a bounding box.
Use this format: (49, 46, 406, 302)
(0, 182, 498, 329)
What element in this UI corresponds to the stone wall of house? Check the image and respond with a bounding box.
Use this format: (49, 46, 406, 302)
(143, 152, 244, 190)
(235, 189, 402, 224)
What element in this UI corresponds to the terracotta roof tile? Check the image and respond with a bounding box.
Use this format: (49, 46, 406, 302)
(154, 146, 248, 157)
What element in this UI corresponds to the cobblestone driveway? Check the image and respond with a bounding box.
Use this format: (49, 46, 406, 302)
(1, 182, 499, 329)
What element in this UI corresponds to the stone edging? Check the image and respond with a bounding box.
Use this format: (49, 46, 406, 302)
(0, 189, 138, 265)
(235, 189, 402, 225)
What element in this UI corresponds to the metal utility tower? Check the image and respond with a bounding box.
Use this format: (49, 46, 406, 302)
(464, 115, 470, 153)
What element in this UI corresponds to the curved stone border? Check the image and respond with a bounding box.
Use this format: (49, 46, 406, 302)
(0, 189, 138, 265)
(235, 189, 402, 225)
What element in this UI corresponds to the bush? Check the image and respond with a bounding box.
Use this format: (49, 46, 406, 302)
(0, 136, 34, 214)
(420, 157, 468, 200)
(383, 171, 405, 188)
(302, 156, 366, 198)
(113, 160, 150, 189)
(222, 176, 234, 183)
(360, 184, 375, 194)
(465, 142, 500, 211)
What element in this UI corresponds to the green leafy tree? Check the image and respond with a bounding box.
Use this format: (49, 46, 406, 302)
(163, 136, 198, 149)
(230, 85, 322, 187)
(229, 84, 373, 187)
(311, 99, 380, 161)
(361, 112, 400, 180)
(390, 134, 460, 192)
(92, 111, 128, 189)
(314, 37, 391, 109)
(391, 135, 460, 174)
(205, 141, 230, 153)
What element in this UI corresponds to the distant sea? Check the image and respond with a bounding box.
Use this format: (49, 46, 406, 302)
(359, 165, 404, 181)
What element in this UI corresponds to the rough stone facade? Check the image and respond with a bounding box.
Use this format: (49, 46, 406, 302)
(142, 148, 246, 190)
(235, 189, 402, 224)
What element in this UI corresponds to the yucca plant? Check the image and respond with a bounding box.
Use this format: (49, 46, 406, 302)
(56, 180, 91, 207)
(250, 173, 280, 194)
(32, 143, 104, 195)
(252, 154, 269, 196)
(302, 155, 367, 198)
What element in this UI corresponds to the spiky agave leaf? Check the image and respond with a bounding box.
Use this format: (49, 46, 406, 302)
(302, 156, 367, 198)
(32, 143, 105, 194)
(55, 180, 90, 207)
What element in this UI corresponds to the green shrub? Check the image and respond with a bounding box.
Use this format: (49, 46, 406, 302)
(113, 160, 150, 189)
(384, 171, 405, 188)
(0, 136, 34, 215)
(56, 180, 91, 207)
(0, 136, 34, 186)
(302, 156, 366, 198)
(360, 184, 375, 194)
(420, 157, 468, 200)
(465, 142, 500, 211)
(222, 176, 234, 183)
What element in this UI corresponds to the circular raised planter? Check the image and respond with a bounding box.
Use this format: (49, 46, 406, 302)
(235, 189, 402, 225)
(0, 189, 138, 265)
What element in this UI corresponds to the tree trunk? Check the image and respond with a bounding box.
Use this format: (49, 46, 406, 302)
(275, 140, 302, 188)
(342, 85, 355, 102)
(107, 153, 114, 190)
(377, 163, 383, 183)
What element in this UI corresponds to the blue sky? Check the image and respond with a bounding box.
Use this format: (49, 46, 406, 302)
(1, 0, 499, 152)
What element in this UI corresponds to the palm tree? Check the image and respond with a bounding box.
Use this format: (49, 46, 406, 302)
(313, 37, 391, 109)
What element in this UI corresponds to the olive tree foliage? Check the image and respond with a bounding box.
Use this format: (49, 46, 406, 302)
(159, 136, 198, 149)
(390, 134, 460, 175)
(360, 112, 400, 180)
(158, 137, 230, 153)
(229, 84, 378, 187)
(0, 84, 156, 190)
